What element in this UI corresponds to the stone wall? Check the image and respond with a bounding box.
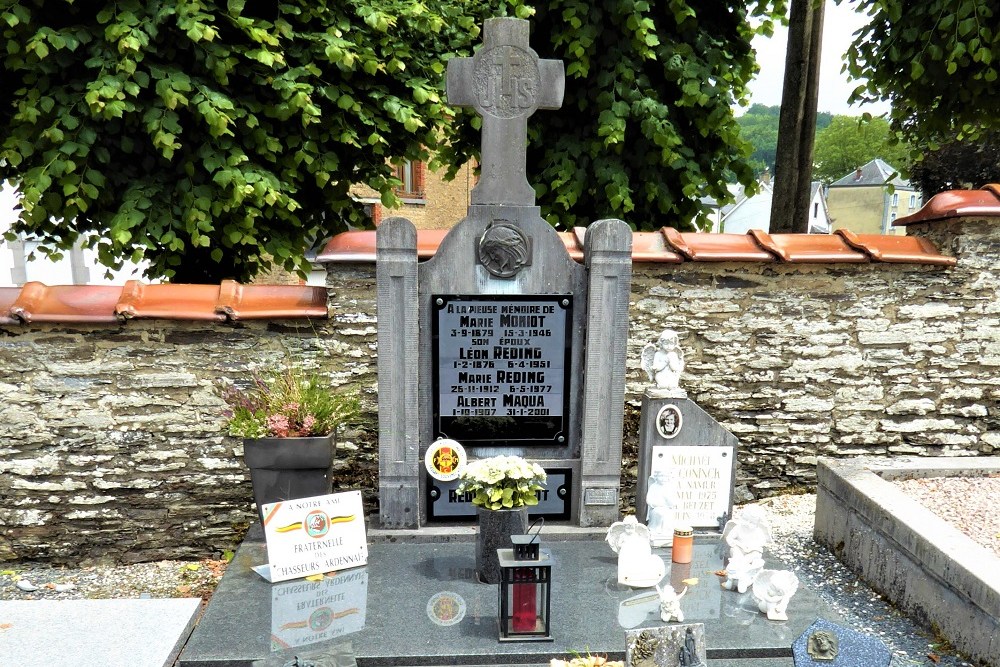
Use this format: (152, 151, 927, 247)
(2, 217, 996, 563)
(0, 318, 378, 564)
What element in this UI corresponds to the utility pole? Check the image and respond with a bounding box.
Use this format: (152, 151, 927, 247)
(769, 0, 825, 233)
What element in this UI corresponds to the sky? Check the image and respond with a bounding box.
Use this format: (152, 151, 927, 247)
(745, 0, 891, 117)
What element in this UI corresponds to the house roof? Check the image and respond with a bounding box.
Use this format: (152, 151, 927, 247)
(830, 158, 910, 188)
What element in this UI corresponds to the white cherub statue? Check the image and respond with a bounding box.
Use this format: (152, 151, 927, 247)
(645, 470, 679, 547)
(752, 570, 799, 621)
(656, 583, 687, 623)
(721, 505, 772, 561)
(641, 329, 686, 398)
(718, 551, 765, 594)
(606, 515, 666, 588)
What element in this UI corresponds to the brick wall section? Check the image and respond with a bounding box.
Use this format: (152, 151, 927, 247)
(1, 218, 996, 563)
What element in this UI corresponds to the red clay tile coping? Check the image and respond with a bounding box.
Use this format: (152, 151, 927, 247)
(1, 280, 327, 325)
(318, 227, 953, 266)
(895, 184, 1000, 226)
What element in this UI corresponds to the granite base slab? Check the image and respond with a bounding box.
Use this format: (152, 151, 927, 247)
(0, 598, 201, 667)
(180, 526, 839, 666)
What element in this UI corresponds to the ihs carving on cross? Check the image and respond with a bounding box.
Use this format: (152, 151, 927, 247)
(446, 18, 565, 207)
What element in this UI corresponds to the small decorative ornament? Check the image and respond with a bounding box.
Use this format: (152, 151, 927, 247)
(641, 329, 687, 398)
(655, 583, 687, 623)
(478, 221, 531, 278)
(752, 569, 799, 621)
(426, 591, 467, 627)
(655, 404, 683, 439)
(606, 516, 666, 588)
(722, 505, 772, 561)
(717, 551, 765, 594)
(424, 438, 467, 482)
(806, 629, 839, 661)
(645, 470, 678, 547)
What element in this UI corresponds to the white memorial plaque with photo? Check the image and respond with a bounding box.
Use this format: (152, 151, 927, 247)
(650, 445, 733, 528)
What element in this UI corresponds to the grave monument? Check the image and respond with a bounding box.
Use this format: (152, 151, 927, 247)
(376, 17, 633, 528)
(635, 329, 739, 531)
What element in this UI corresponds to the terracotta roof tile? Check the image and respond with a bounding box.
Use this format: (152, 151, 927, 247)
(661, 228, 776, 262)
(748, 230, 868, 263)
(0, 287, 20, 325)
(317, 230, 378, 262)
(315, 226, 956, 266)
(9, 283, 122, 323)
(632, 231, 683, 263)
(217, 281, 328, 320)
(895, 186, 1000, 226)
(0, 282, 330, 325)
(835, 230, 957, 266)
(116, 281, 226, 321)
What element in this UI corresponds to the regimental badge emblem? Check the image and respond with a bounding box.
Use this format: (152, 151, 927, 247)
(424, 438, 467, 482)
(305, 510, 330, 538)
(478, 221, 531, 278)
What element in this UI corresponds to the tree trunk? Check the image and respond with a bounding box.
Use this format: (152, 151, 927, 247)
(770, 0, 825, 234)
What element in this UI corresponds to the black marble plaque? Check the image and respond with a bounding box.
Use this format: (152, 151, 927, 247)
(433, 294, 572, 446)
(426, 468, 572, 522)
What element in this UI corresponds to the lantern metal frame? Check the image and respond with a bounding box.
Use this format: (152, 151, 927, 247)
(496, 547, 553, 642)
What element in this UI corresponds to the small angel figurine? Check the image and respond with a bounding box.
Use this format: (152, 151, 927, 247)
(752, 569, 799, 621)
(655, 582, 687, 622)
(645, 470, 678, 547)
(721, 505, 772, 561)
(606, 516, 666, 588)
(718, 551, 765, 593)
(641, 329, 686, 398)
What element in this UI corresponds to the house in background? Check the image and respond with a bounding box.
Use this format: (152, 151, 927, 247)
(351, 159, 475, 229)
(0, 183, 147, 287)
(827, 158, 921, 235)
(716, 173, 831, 234)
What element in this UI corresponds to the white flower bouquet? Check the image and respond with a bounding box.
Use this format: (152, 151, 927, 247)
(457, 455, 547, 510)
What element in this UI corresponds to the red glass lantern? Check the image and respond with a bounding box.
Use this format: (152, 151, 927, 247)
(496, 544, 552, 642)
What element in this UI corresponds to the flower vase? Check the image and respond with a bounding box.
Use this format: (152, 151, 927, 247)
(242, 434, 335, 524)
(476, 506, 529, 584)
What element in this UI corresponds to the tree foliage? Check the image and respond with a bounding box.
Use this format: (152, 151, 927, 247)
(847, 0, 1000, 145)
(0, 0, 513, 282)
(737, 103, 830, 175)
(812, 115, 910, 183)
(908, 132, 1000, 198)
(520, 0, 787, 232)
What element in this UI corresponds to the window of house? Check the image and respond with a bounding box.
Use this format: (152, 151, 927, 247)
(892, 192, 899, 207)
(394, 160, 425, 199)
(890, 212, 897, 223)
(813, 202, 819, 218)
(909, 193, 916, 209)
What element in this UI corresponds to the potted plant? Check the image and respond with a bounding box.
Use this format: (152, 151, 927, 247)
(221, 367, 359, 523)
(457, 455, 547, 584)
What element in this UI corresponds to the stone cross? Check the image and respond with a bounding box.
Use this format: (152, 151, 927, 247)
(446, 18, 565, 206)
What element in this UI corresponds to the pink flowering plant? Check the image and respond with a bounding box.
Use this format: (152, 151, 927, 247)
(221, 367, 359, 439)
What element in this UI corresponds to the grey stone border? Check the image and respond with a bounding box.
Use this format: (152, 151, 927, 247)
(815, 456, 1000, 667)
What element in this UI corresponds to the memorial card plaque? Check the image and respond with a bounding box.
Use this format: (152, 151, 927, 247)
(426, 468, 572, 521)
(650, 445, 732, 529)
(433, 294, 571, 446)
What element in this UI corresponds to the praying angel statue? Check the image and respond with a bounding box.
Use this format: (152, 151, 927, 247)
(641, 329, 687, 398)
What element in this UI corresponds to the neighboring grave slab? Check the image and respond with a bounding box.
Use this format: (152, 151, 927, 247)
(0, 598, 201, 667)
(792, 618, 890, 666)
(375, 17, 632, 528)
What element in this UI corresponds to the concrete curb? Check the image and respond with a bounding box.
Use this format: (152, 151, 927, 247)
(815, 456, 1000, 666)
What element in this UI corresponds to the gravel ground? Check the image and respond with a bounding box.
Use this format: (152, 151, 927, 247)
(0, 494, 980, 666)
(892, 475, 1000, 559)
